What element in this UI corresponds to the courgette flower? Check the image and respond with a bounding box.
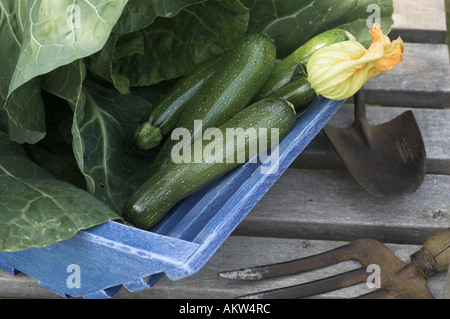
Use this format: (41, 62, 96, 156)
(306, 24, 404, 100)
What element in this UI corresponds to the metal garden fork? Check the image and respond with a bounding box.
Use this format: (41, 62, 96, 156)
(219, 229, 450, 299)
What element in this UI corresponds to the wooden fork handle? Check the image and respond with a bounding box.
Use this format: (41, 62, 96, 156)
(423, 228, 450, 272)
(411, 228, 450, 278)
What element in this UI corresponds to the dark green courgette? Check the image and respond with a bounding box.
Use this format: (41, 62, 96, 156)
(148, 33, 277, 175)
(268, 75, 316, 116)
(256, 29, 355, 100)
(134, 57, 222, 150)
(122, 97, 296, 230)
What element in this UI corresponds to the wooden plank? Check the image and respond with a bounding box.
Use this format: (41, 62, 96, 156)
(0, 270, 62, 299)
(364, 43, 450, 108)
(390, 0, 448, 43)
(233, 168, 450, 245)
(111, 236, 447, 299)
(293, 105, 450, 175)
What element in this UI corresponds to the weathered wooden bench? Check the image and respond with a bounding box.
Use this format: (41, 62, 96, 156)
(0, 0, 449, 299)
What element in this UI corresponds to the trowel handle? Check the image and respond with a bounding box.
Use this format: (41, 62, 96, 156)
(354, 88, 367, 125)
(411, 229, 450, 278)
(353, 88, 371, 147)
(423, 228, 450, 272)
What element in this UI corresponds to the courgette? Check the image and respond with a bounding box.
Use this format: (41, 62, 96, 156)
(122, 97, 296, 230)
(148, 33, 277, 175)
(256, 29, 355, 100)
(134, 57, 221, 150)
(269, 75, 316, 116)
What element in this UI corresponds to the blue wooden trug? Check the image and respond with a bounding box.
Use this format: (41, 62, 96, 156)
(0, 97, 345, 298)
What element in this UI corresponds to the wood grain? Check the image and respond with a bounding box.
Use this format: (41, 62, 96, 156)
(390, 0, 448, 43)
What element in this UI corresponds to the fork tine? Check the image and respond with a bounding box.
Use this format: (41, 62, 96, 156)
(219, 243, 358, 281)
(235, 268, 369, 299)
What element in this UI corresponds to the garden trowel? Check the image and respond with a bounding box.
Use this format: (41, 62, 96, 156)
(322, 88, 426, 197)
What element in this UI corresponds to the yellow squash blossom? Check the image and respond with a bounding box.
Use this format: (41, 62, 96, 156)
(306, 24, 404, 100)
